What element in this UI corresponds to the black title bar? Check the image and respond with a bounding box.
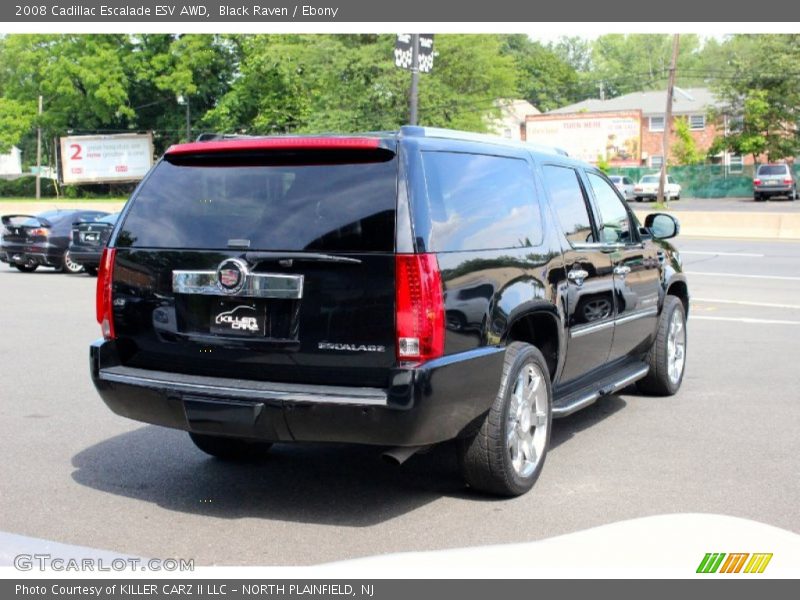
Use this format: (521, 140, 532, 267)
(4, 0, 800, 22)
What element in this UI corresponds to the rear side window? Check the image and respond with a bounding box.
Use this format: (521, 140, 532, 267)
(418, 152, 541, 252)
(116, 156, 397, 252)
(542, 165, 594, 245)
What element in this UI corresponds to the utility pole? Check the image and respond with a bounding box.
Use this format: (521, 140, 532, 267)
(185, 98, 191, 142)
(658, 34, 680, 207)
(35, 95, 42, 200)
(409, 34, 420, 126)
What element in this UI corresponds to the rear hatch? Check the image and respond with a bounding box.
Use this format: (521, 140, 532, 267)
(108, 138, 399, 388)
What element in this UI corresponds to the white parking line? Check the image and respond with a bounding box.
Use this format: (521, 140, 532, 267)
(693, 297, 800, 310)
(681, 251, 764, 257)
(689, 316, 800, 325)
(685, 271, 800, 282)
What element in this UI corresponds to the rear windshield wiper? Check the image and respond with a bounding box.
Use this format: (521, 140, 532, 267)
(243, 251, 362, 266)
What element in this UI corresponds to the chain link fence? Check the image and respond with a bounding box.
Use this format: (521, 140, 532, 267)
(609, 164, 800, 198)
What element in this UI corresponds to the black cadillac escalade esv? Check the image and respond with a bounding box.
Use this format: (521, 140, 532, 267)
(90, 127, 689, 496)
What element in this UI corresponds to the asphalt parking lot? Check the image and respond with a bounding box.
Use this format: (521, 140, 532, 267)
(1, 237, 798, 566)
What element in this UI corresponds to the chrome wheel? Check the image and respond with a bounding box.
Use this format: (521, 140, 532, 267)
(667, 310, 686, 384)
(63, 251, 83, 274)
(507, 363, 548, 478)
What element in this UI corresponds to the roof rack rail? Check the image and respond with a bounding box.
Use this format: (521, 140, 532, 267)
(194, 133, 260, 142)
(399, 126, 569, 157)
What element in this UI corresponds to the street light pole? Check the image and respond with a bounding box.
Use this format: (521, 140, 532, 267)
(35, 95, 42, 200)
(409, 34, 420, 126)
(185, 98, 191, 142)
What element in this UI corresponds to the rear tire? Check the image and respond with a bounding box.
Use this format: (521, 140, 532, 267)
(188, 432, 272, 461)
(637, 296, 687, 396)
(754, 194, 763, 202)
(62, 251, 84, 274)
(13, 263, 38, 273)
(458, 342, 552, 496)
(85, 267, 98, 276)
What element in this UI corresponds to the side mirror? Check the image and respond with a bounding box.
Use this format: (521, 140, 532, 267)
(645, 213, 680, 240)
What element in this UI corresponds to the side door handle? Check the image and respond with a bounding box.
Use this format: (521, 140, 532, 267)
(613, 265, 631, 277)
(567, 268, 589, 286)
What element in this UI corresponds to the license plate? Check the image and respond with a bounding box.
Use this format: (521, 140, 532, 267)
(82, 232, 99, 243)
(210, 301, 266, 336)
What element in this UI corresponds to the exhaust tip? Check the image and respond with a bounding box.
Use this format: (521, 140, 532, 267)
(380, 445, 427, 466)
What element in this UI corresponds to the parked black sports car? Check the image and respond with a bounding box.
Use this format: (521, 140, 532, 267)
(1, 209, 109, 273)
(68, 212, 120, 276)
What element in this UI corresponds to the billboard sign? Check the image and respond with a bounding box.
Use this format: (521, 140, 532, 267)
(60, 133, 154, 184)
(525, 111, 642, 166)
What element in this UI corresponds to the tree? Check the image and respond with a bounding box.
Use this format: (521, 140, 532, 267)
(672, 116, 704, 165)
(205, 34, 518, 134)
(500, 34, 582, 111)
(707, 35, 800, 162)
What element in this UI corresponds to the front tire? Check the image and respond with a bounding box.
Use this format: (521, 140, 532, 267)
(637, 296, 687, 396)
(188, 432, 272, 461)
(458, 342, 552, 496)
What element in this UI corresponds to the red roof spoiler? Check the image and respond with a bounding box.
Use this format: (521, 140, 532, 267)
(165, 136, 383, 156)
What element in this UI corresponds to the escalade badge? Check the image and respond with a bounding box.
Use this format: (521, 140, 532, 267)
(216, 258, 247, 294)
(318, 342, 386, 353)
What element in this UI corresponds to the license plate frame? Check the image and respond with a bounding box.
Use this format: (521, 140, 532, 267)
(210, 300, 267, 337)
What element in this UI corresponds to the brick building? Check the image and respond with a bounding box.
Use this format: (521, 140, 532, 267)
(532, 87, 750, 170)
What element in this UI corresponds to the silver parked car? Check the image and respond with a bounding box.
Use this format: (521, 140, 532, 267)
(608, 175, 635, 201)
(753, 164, 797, 201)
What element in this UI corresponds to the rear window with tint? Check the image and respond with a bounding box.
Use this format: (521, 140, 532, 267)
(116, 156, 397, 252)
(417, 152, 541, 252)
(757, 165, 789, 176)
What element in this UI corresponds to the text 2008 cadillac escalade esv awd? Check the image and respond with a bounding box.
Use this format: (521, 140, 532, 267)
(90, 127, 688, 496)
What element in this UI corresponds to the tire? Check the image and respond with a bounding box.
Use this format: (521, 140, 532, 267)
(62, 250, 84, 274)
(85, 267, 98, 277)
(754, 194, 763, 202)
(637, 296, 687, 396)
(13, 263, 38, 273)
(188, 432, 272, 461)
(458, 342, 552, 496)
(635, 197, 643, 202)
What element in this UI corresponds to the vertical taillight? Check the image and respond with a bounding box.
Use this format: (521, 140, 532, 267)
(395, 253, 445, 362)
(96, 247, 117, 340)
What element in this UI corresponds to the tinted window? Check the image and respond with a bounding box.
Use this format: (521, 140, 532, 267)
(609, 176, 621, 184)
(117, 157, 397, 252)
(624, 177, 633, 185)
(542, 165, 594, 245)
(418, 152, 541, 252)
(99, 213, 119, 224)
(640, 175, 659, 184)
(587, 172, 632, 244)
(757, 165, 789, 176)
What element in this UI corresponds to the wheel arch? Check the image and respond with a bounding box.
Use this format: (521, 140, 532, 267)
(502, 304, 562, 381)
(665, 276, 689, 316)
